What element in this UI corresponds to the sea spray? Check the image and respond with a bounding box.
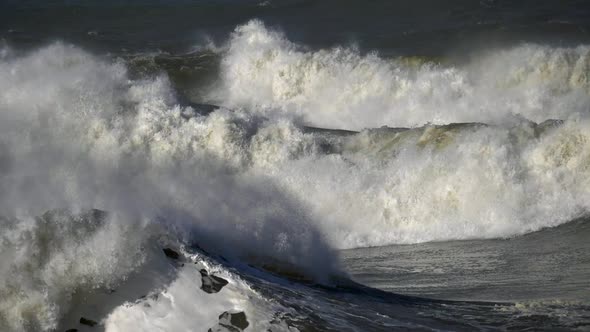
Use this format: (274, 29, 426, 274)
(213, 20, 590, 129)
(0, 43, 338, 331)
(2, 22, 590, 331)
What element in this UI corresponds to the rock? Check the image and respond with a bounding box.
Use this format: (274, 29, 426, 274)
(79, 317, 98, 327)
(208, 325, 240, 332)
(207, 311, 249, 332)
(65, 329, 78, 332)
(163, 248, 180, 260)
(199, 269, 229, 293)
(221, 311, 249, 330)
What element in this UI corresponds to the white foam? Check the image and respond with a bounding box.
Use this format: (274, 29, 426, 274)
(0, 211, 154, 332)
(3, 30, 590, 330)
(105, 253, 286, 332)
(213, 20, 590, 130)
(250, 120, 590, 248)
(0, 43, 336, 331)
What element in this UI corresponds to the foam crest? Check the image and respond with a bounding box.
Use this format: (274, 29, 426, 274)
(105, 252, 286, 332)
(214, 20, 590, 129)
(255, 120, 590, 247)
(3, 35, 590, 330)
(0, 43, 337, 331)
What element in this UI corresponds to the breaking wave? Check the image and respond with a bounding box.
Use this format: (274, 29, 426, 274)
(213, 20, 590, 129)
(2, 20, 590, 330)
(0, 43, 336, 331)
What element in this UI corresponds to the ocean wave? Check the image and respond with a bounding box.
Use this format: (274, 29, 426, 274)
(211, 19, 590, 129)
(0, 43, 337, 330)
(246, 118, 590, 247)
(3, 41, 590, 250)
(2, 30, 590, 329)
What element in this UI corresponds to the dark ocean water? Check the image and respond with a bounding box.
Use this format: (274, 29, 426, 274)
(1, 1, 590, 331)
(3, 0, 590, 54)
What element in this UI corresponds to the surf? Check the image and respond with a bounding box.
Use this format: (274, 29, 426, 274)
(1, 19, 590, 331)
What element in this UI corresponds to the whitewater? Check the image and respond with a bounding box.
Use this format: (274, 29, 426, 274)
(1, 18, 589, 331)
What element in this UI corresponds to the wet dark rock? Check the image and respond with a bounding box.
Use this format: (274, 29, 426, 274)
(222, 312, 249, 330)
(200, 269, 229, 293)
(163, 248, 180, 260)
(79, 317, 98, 327)
(65, 329, 78, 332)
(208, 311, 249, 332)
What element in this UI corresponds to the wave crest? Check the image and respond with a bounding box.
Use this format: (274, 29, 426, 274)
(213, 20, 590, 129)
